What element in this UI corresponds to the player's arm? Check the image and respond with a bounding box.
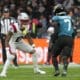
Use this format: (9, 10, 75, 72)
(26, 32, 34, 45)
(21, 27, 35, 47)
(50, 19, 59, 42)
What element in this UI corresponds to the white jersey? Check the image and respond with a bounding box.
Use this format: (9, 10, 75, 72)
(9, 23, 30, 43)
(8, 22, 33, 53)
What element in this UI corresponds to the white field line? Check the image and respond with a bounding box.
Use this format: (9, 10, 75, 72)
(0, 62, 80, 69)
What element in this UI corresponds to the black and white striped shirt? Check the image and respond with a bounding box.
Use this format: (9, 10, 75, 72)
(0, 17, 16, 35)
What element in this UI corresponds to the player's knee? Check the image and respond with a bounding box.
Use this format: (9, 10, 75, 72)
(30, 48, 36, 54)
(7, 52, 15, 60)
(63, 53, 71, 58)
(52, 52, 58, 58)
(30, 50, 35, 54)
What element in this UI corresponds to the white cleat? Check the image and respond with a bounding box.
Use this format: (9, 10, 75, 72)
(34, 69, 46, 74)
(11, 64, 19, 69)
(0, 73, 7, 77)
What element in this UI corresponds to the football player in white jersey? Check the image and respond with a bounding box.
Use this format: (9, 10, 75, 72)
(0, 12, 46, 77)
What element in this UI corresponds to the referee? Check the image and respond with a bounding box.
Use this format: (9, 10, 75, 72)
(0, 7, 18, 67)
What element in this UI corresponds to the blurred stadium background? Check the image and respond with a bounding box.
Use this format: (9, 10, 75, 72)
(0, 0, 80, 80)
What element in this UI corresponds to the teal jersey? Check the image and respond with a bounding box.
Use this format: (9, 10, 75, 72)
(52, 15, 74, 37)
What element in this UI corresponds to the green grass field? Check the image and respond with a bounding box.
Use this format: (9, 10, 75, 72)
(0, 64, 80, 80)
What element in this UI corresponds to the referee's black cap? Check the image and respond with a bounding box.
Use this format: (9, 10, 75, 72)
(3, 7, 10, 13)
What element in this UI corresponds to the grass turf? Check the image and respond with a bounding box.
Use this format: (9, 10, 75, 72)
(0, 65, 80, 80)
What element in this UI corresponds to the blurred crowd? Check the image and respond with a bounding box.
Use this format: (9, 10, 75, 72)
(0, 0, 80, 38)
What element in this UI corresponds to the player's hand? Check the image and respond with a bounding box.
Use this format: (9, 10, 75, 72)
(32, 44, 35, 48)
(32, 44, 36, 53)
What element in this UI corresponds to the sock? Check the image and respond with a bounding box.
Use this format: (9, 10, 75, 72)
(52, 57, 59, 71)
(1, 53, 15, 74)
(62, 56, 68, 71)
(13, 55, 18, 66)
(32, 52, 39, 71)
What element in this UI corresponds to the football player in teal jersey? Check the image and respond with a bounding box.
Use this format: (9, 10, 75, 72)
(51, 4, 74, 76)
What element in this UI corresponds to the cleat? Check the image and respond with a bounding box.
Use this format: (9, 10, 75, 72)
(44, 62, 50, 65)
(61, 71, 67, 77)
(54, 70, 60, 76)
(34, 69, 46, 74)
(0, 73, 6, 77)
(11, 64, 19, 69)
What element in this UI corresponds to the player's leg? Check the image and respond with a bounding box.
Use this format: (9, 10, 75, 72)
(16, 41, 46, 74)
(52, 53, 61, 76)
(0, 51, 15, 77)
(61, 37, 73, 76)
(0, 44, 16, 77)
(1, 35, 7, 64)
(52, 38, 62, 76)
(52, 49, 61, 76)
(45, 46, 52, 65)
(32, 51, 46, 74)
(61, 47, 72, 76)
(45, 40, 54, 65)
(13, 54, 18, 67)
(61, 47, 69, 76)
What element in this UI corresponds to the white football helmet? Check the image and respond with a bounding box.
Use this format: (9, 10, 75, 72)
(18, 12, 30, 26)
(18, 12, 29, 20)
